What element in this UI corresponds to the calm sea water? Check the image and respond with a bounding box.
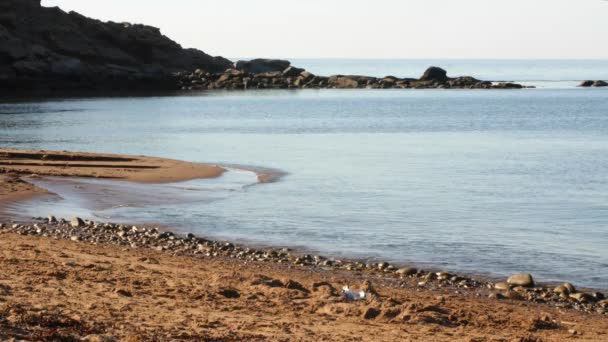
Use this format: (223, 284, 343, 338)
(2, 60, 608, 288)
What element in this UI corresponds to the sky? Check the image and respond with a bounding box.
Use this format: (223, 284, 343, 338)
(41, 0, 608, 60)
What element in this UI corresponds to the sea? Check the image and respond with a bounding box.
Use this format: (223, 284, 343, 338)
(1, 59, 608, 288)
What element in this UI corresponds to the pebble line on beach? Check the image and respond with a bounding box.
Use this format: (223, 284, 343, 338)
(1, 217, 606, 316)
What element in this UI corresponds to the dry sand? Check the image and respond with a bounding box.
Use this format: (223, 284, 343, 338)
(1, 232, 607, 341)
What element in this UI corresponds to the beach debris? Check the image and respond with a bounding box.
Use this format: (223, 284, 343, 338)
(507, 273, 535, 287)
(342, 286, 366, 301)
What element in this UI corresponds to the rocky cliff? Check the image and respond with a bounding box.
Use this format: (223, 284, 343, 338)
(0, 0, 232, 92)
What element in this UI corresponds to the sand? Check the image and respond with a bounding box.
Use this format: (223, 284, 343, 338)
(0, 148, 225, 207)
(1, 232, 607, 341)
(1, 148, 608, 341)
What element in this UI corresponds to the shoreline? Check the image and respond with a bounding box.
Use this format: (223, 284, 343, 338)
(1, 218, 607, 340)
(2, 148, 607, 294)
(1, 149, 608, 339)
(0, 148, 225, 209)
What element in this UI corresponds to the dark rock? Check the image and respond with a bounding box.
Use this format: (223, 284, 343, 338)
(579, 80, 595, 87)
(0, 0, 232, 92)
(282, 66, 305, 77)
(493, 82, 523, 89)
(235, 59, 290, 74)
(594, 80, 608, 87)
(420, 66, 448, 82)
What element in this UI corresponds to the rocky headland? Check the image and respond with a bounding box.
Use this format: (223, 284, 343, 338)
(0, 0, 232, 92)
(1, 0, 529, 94)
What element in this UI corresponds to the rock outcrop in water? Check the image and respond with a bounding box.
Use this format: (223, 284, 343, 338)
(176, 64, 528, 90)
(579, 80, 608, 87)
(0, 0, 232, 92)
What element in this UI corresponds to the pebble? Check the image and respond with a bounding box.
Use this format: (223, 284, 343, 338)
(506, 273, 535, 287)
(494, 282, 511, 291)
(0, 216, 605, 315)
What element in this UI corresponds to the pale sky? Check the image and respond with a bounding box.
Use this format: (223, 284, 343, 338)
(42, 0, 608, 59)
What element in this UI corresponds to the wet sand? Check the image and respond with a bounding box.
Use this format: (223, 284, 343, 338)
(0, 148, 225, 209)
(1, 148, 608, 341)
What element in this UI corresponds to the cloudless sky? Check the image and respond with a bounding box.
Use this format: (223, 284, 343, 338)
(42, 0, 608, 59)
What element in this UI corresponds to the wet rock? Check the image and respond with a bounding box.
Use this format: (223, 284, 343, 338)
(420, 66, 448, 82)
(507, 274, 535, 287)
(579, 80, 595, 87)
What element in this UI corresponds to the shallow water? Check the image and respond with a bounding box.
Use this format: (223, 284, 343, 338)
(1, 60, 608, 288)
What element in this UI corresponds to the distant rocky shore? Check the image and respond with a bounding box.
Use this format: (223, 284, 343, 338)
(1, 0, 528, 93)
(2, 217, 607, 317)
(176, 60, 530, 91)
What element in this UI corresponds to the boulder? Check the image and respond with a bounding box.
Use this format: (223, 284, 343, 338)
(235, 59, 291, 74)
(420, 66, 448, 82)
(579, 80, 594, 87)
(506, 273, 535, 287)
(282, 66, 305, 77)
(593, 80, 608, 87)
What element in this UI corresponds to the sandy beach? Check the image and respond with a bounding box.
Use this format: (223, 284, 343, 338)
(0, 148, 225, 208)
(0, 148, 607, 341)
